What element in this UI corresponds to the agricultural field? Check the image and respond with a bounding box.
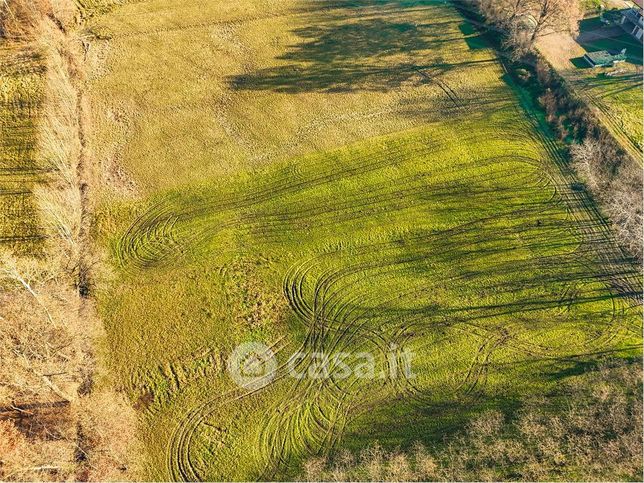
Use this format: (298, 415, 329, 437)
(82, 0, 642, 480)
(0, 45, 45, 254)
(538, 17, 643, 159)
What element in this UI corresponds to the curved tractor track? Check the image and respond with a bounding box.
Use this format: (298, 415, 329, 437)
(151, 113, 640, 480)
(102, 3, 642, 478)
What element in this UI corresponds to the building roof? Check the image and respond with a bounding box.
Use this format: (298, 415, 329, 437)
(634, 0, 643, 10)
(584, 49, 627, 66)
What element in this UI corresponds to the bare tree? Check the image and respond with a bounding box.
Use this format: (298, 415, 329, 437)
(527, 0, 582, 43)
(0, 419, 76, 481)
(504, 20, 534, 59)
(605, 163, 644, 258)
(0, 252, 58, 327)
(75, 390, 141, 481)
(570, 137, 606, 191)
(478, 0, 582, 55)
(480, 0, 532, 26)
(570, 137, 643, 259)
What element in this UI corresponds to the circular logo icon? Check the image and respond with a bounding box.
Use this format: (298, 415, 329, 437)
(227, 342, 277, 390)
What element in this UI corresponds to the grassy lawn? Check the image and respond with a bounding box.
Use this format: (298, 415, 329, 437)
(568, 18, 643, 157)
(85, 0, 642, 480)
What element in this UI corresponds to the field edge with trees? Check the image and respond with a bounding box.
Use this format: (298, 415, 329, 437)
(0, 1, 139, 480)
(462, 0, 643, 261)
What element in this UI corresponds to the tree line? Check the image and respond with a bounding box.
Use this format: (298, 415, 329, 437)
(302, 362, 642, 482)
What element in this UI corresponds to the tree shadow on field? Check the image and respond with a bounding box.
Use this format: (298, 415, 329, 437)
(228, 0, 470, 93)
(337, 355, 641, 460)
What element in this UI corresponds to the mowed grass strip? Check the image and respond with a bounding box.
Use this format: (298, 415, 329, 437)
(0, 45, 46, 254)
(86, 0, 642, 480)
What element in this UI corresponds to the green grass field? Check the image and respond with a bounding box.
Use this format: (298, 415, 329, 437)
(84, 0, 642, 480)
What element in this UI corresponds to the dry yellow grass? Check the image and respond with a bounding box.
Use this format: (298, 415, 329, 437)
(0, 2, 140, 480)
(86, 0, 505, 194)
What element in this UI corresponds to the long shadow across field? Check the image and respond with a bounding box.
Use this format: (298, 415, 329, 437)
(228, 1, 475, 93)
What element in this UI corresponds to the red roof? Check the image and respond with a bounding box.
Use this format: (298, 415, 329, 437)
(634, 0, 643, 9)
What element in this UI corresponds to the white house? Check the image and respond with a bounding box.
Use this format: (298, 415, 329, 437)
(621, 0, 643, 41)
